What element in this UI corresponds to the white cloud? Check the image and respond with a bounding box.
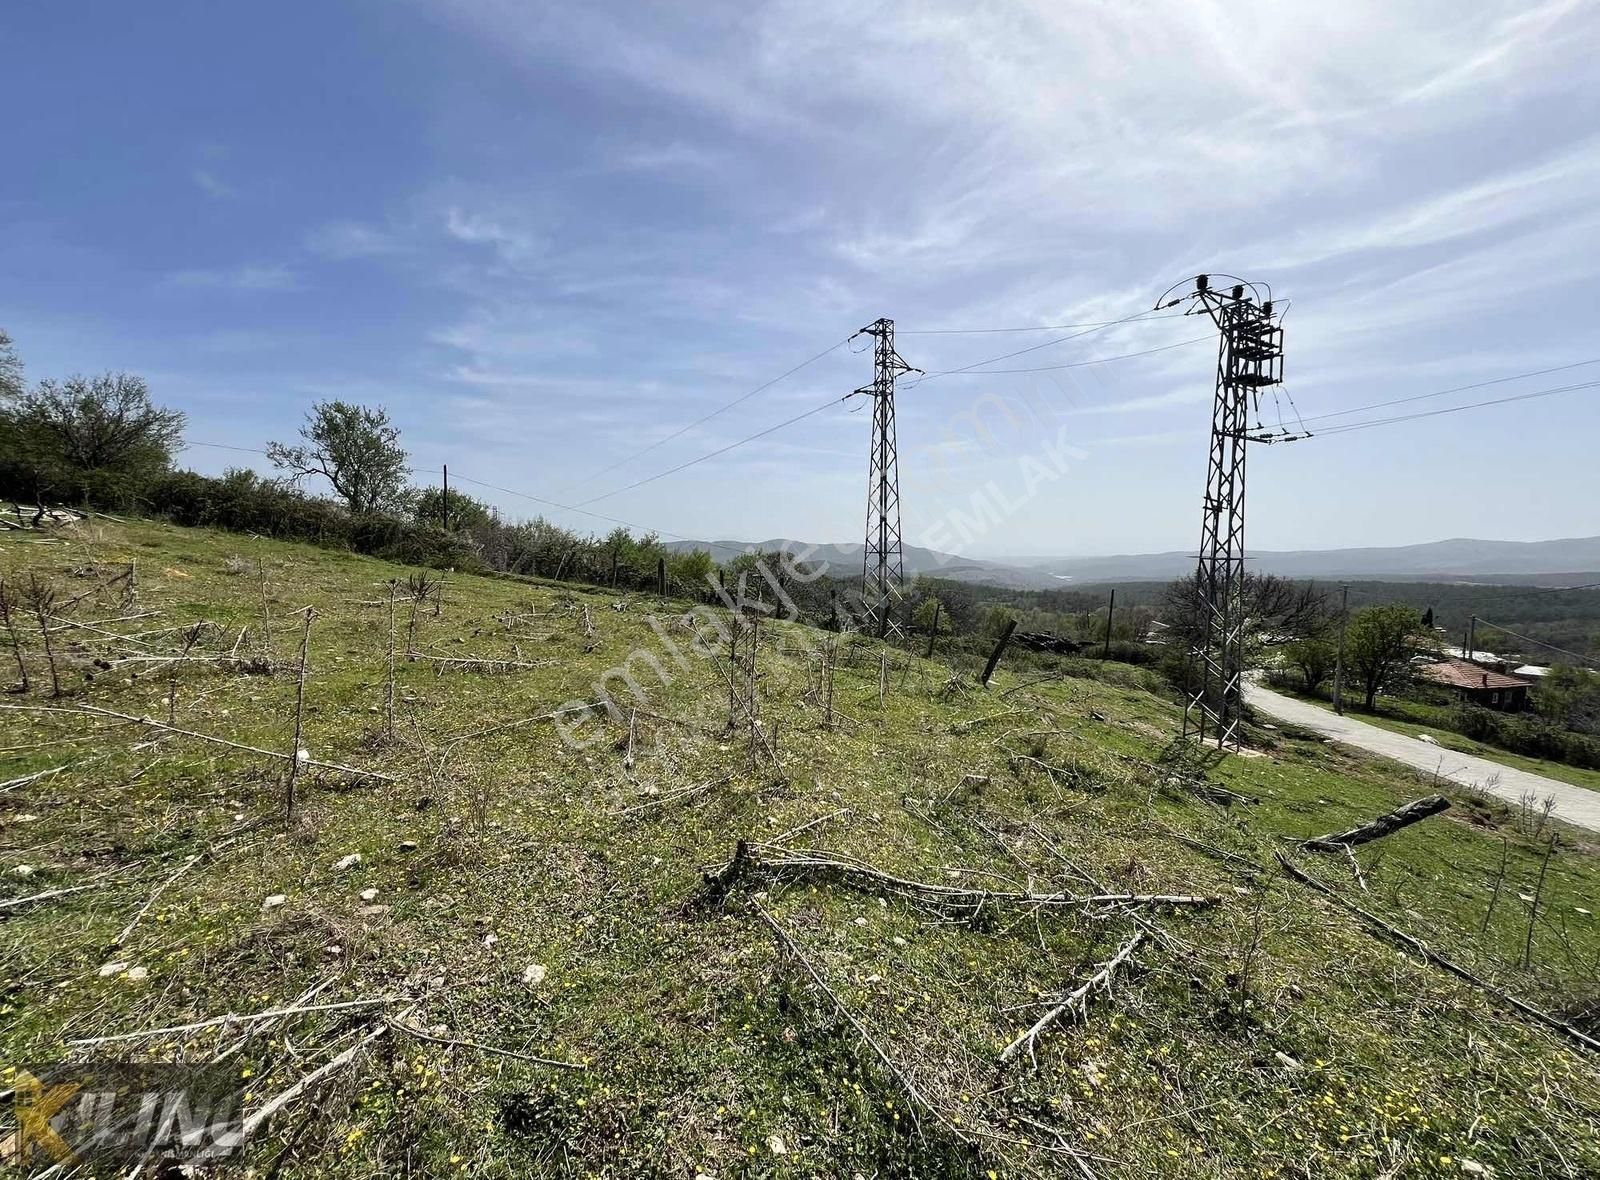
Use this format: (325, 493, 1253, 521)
(191, 168, 234, 199)
(305, 220, 401, 259)
(166, 264, 300, 292)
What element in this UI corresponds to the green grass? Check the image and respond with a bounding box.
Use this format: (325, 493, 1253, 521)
(1278, 684, 1600, 793)
(3, 517, 1599, 1178)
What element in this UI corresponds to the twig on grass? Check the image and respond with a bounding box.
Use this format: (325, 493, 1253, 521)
(386, 1018, 583, 1069)
(110, 852, 203, 949)
(19, 704, 397, 782)
(0, 884, 97, 912)
(750, 899, 963, 1147)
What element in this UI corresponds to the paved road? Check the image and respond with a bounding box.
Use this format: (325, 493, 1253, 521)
(1245, 682, 1600, 834)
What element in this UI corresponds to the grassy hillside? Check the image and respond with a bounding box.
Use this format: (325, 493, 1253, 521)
(3, 518, 1599, 1178)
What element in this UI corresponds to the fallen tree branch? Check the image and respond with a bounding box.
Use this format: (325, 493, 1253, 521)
(698, 842, 1219, 916)
(1301, 794, 1450, 853)
(1275, 853, 1600, 1054)
(999, 930, 1147, 1066)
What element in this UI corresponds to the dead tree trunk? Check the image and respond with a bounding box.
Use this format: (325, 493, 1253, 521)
(1301, 795, 1450, 852)
(981, 620, 1017, 688)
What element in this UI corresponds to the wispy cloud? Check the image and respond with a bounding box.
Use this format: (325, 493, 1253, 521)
(305, 220, 401, 259)
(191, 167, 234, 199)
(166, 263, 300, 292)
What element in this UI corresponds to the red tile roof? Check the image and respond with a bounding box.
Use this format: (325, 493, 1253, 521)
(1420, 659, 1531, 691)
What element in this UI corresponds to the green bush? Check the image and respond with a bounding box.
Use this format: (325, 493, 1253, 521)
(1449, 703, 1600, 770)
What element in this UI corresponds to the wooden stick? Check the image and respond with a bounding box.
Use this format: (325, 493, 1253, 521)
(999, 930, 1146, 1066)
(0, 884, 97, 912)
(68, 998, 395, 1046)
(1276, 853, 1599, 1054)
(1301, 795, 1450, 852)
(110, 853, 203, 949)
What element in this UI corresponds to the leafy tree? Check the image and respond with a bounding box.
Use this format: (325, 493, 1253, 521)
(0, 372, 185, 498)
(0, 329, 22, 402)
(413, 486, 493, 531)
(1346, 603, 1426, 710)
(912, 595, 952, 636)
(1283, 636, 1338, 693)
(267, 401, 409, 515)
(669, 548, 714, 594)
(981, 605, 1016, 638)
(1533, 664, 1600, 736)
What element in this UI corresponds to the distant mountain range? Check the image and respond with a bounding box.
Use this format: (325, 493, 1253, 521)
(666, 535, 1600, 590)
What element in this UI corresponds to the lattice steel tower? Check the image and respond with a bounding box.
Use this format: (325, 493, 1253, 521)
(1162, 275, 1284, 749)
(855, 318, 919, 638)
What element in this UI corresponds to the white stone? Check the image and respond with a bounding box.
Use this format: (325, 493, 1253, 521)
(333, 853, 363, 871)
(360, 888, 378, 902)
(483, 933, 499, 948)
(11, 864, 35, 878)
(262, 893, 287, 910)
(522, 963, 547, 986)
(296, 748, 311, 762)
(99, 961, 130, 977)
(766, 1135, 787, 1156)
(124, 965, 149, 982)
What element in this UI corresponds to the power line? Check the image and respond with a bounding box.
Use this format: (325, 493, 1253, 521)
(559, 335, 853, 493)
(900, 310, 1190, 335)
(1295, 358, 1600, 427)
(1300, 378, 1600, 439)
(1472, 617, 1600, 668)
(909, 307, 1182, 385)
(575, 391, 862, 507)
(951, 334, 1212, 375)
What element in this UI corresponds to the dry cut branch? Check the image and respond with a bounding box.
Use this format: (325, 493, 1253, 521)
(697, 841, 1220, 916)
(999, 930, 1146, 1067)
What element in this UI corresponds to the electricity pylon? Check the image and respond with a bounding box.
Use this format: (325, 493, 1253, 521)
(1159, 275, 1284, 750)
(855, 318, 919, 638)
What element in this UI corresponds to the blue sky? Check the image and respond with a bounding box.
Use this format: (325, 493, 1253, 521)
(3, 1, 1598, 557)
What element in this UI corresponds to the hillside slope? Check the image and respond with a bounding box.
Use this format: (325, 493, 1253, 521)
(3, 518, 1598, 1178)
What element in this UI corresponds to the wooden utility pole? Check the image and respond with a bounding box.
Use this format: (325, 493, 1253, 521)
(1333, 583, 1349, 715)
(441, 464, 450, 530)
(1102, 589, 1116, 659)
(657, 557, 667, 598)
(1467, 615, 1478, 662)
